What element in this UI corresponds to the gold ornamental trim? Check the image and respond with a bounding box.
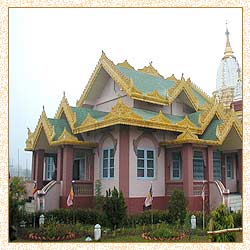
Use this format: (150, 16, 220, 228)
(177, 115, 197, 129)
(73, 100, 202, 135)
(54, 93, 77, 129)
(117, 60, 135, 70)
(149, 111, 172, 124)
(138, 62, 164, 78)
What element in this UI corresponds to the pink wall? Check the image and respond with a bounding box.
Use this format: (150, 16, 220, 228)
(119, 126, 129, 197)
(93, 127, 120, 196)
(94, 77, 133, 112)
(129, 127, 165, 198)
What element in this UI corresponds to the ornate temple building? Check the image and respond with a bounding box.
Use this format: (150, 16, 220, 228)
(213, 26, 242, 120)
(25, 50, 242, 214)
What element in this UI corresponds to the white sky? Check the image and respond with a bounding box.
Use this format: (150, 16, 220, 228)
(9, 7, 242, 170)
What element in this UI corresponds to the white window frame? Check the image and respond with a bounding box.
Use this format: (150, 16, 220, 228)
(137, 148, 156, 179)
(102, 148, 114, 179)
(226, 155, 234, 179)
(213, 151, 222, 180)
(74, 155, 89, 181)
(45, 156, 55, 180)
(193, 151, 205, 180)
(171, 151, 182, 180)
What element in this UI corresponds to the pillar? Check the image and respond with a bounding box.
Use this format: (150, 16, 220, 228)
(62, 146, 74, 197)
(35, 149, 44, 189)
(32, 151, 36, 180)
(236, 149, 242, 193)
(221, 152, 226, 187)
(206, 146, 214, 182)
(165, 148, 170, 196)
(182, 144, 193, 198)
(56, 147, 63, 182)
(119, 125, 129, 198)
(90, 152, 94, 182)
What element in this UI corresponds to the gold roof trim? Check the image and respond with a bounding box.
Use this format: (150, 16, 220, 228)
(55, 128, 80, 144)
(80, 113, 98, 128)
(117, 60, 135, 70)
(138, 62, 163, 78)
(216, 111, 242, 142)
(147, 90, 166, 101)
(77, 52, 130, 107)
(128, 78, 143, 95)
(177, 115, 197, 129)
(54, 94, 77, 129)
(166, 74, 177, 82)
(104, 99, 143, 121)
(149, 111, 172, 124)
(167, 80, 200, 111)
(73, 100, 202, 134)
(25, 109, 55, 150)
(177, 128, 199, 140)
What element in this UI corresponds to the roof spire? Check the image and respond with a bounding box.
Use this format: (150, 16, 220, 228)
(223, 21, 234, 59)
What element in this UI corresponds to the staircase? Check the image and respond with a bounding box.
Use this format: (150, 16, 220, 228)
(229, 193, 242, 212)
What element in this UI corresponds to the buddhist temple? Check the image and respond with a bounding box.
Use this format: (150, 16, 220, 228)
(25, 50, 242, 214)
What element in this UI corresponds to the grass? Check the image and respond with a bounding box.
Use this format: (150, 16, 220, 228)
(12, 225, 243, 243)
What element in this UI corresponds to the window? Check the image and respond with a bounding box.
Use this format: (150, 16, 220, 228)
(45, 156, 55, 180)
(193, 151, 205, 180)
(213, 151, 221, 180)
(137, 149, 155, 178)
(102, 148, 114, 178)
(226, 155, 234, 179)
(172, 152, 182, 180)
(73, 157, 89, 181)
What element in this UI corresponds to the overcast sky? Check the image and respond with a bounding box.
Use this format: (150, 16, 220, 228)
(9, 7, 242, 171)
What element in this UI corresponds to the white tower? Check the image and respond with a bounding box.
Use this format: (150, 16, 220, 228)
(214, 25, 242, 103)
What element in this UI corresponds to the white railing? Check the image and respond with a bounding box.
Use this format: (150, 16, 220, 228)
(37, 180, 61, 212)
(209, 180, 230, 211)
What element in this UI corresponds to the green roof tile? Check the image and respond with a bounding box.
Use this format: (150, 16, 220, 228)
(133, 108, 158, 120)
(200, 117, 223, 141)
(48, 118, 72, 140)
(117, 66, 176, 97)
(165, 113, 184, 124)
(188, 111, 202, 127)
(192, 89, 208, 106)
(71, 107, 108, 127)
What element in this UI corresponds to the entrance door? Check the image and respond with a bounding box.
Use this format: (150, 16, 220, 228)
(225, 154, 237, 193)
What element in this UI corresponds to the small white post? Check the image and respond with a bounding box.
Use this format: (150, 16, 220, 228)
(191, 215, 196, 229)
(39, 214, 45, 227)
(94, 224, 101, 241)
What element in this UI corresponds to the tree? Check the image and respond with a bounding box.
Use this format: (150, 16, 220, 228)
(103, 187, 127, 230)
(9, 177, 27, 227)
(208, 204, 235, 242)
(168, 189, 187, 225)
(95, 180, 105, 211)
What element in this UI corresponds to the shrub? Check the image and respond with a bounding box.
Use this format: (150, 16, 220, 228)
(231, 210, 242, 228)
(150, 223, 180, 239)
(168, 190, 187, 225)
(103, 187, 127, 230)
(128, 210, 170, 227)
(9, 177, 27, 227)
(95, 180, 105, 211)
(208, 204, 235, 242)
(26, 222, 93, 241)
(23, 208, 106, 228)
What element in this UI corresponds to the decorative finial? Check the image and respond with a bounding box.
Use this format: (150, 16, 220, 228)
(42, 105, 45, 111)
(223, 21, 234, 59)
(149, 61, 153, 66)
(63, 91, 65, 97)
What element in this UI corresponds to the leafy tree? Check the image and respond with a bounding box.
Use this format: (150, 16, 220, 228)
(208, 204, 235, 242)
(103, 187, 127, 230)
(168, 189, 187, 225)
(9, 177, 27, 227)
(95, 180, 105, 211)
